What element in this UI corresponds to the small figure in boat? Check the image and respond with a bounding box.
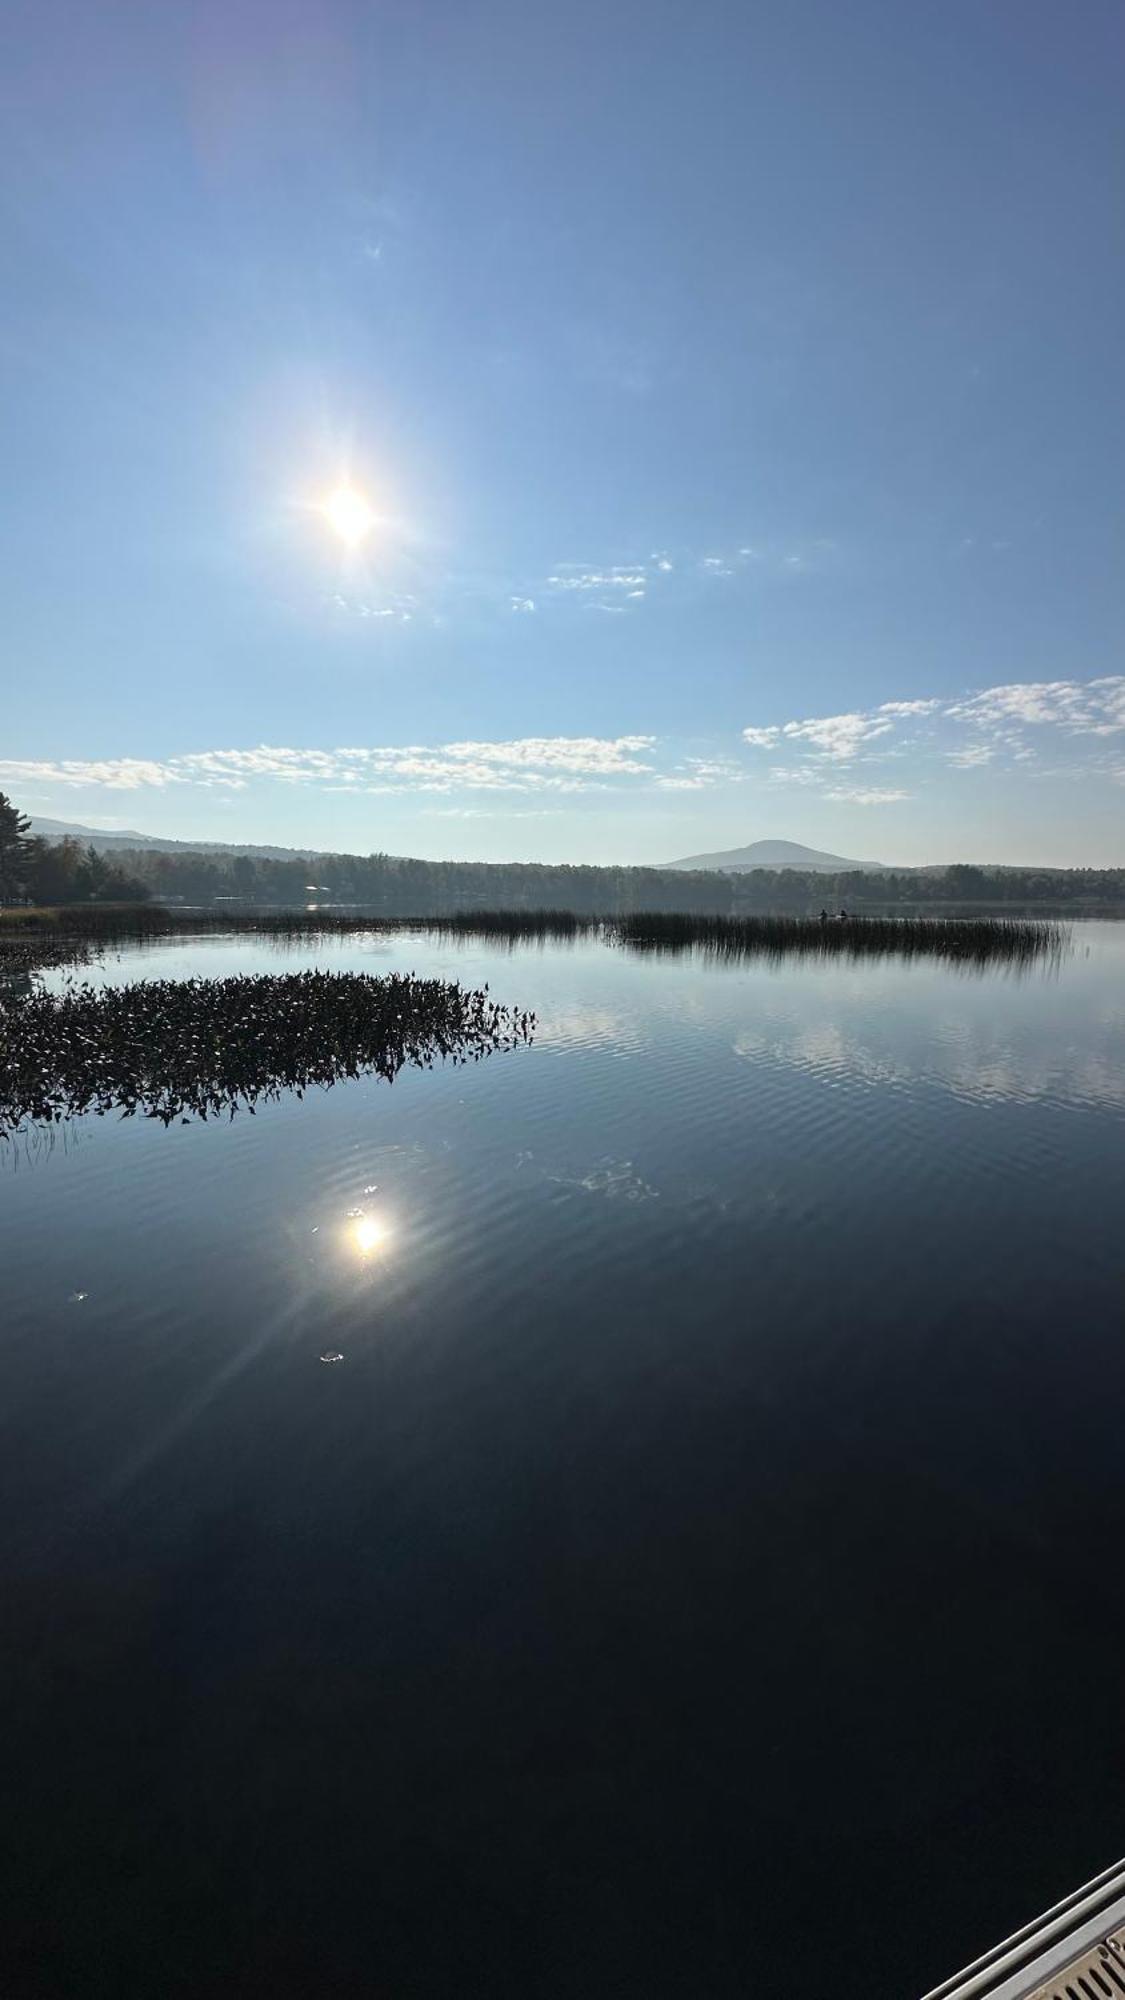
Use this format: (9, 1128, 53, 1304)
(838, 907, 848, 921)
(819, 908, 829, 925)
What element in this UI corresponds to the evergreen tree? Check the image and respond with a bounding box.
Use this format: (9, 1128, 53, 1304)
(0, 792, 32, 901)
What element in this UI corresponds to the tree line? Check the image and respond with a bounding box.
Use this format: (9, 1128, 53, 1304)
(0, 798, 151, 905)
(117, 848, 1125, 912)
(2, 793, 1122, 914)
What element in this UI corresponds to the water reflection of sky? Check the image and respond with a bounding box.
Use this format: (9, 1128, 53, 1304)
(28, 920, 1125, 1122)
(5, 922, 1125, 2000)
(733, 998, 1125, 1111)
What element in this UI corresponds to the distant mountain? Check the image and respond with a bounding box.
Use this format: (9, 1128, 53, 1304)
(25, 816, 320, 863)
(27, 815, 158, 846)
(27, 818, 888, 874)
(664, 838, 886, 873)
(17, 817, 1097, 880)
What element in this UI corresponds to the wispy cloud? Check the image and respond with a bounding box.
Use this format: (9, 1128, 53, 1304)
(3, 735, 771, 808)
(0, 737, 661, 799)
(946, 677, 1125, 735)
(331, 592, 416, 623)
(825, 786, 911, 805)
(654, 757, 747, 792)
(441, 737, 654, 775)
(13, 676, 1123, 819)
(768, 765, 824, 786)
(742, 713, 893, 760)
(741, 675, 1125, 797)
(536, 539, 834, 618)
(782, 713, 895, 759)
(0, 758, 181, 791)
(545, 567, 647, 593)
(317, 531, 836, 638)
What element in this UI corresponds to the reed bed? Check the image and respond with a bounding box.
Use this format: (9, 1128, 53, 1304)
(0, 905, 176, 978)
(0, 901, 1069, 978)
(0, 969, 535, 1137)
(612, 910, 1067, 966)
(0, 903, 593, 939)
(0, 904, 595, 969)
(0, 904, 175, 935)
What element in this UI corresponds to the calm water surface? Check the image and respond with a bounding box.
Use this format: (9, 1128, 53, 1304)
(4, 924, 1124, 1996)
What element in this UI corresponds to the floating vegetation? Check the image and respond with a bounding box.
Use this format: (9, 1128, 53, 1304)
(0, 970, 535, 1138)
(0, 931, 97, 986)
(612, 910, 1068, 968)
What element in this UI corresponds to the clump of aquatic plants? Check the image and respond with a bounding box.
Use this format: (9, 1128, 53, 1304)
(0, 934, 95, 985)
(612, 910, 1067, 967)
(0, 969, 535, 1137)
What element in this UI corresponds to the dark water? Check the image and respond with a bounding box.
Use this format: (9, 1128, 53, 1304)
(3, 924, 1124, 1998)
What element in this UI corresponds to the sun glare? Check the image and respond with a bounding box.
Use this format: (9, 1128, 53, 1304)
(322, 484, 376, 549)
(350, 1213, 389, 1257)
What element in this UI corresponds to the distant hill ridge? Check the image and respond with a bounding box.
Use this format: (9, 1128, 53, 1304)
(23, 817, 1101, 877)
(28, 821, 881, 872)
(26, 816, 321, 863)
(664, 838, 886, 873)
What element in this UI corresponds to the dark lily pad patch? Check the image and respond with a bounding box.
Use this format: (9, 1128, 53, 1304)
(0, 970, 535, 1137)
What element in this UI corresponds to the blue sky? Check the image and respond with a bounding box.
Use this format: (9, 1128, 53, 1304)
(2, 0, 1123, 864)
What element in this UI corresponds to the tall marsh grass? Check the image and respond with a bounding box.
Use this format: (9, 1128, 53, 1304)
(611, 910, 1067, 967)
(0, 901, 1068, 976)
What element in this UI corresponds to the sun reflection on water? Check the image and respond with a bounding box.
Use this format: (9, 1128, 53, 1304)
(348, 1211, 391, 1259)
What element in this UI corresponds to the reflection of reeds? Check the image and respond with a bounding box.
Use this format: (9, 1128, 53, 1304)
(423, 909, 590, 939)
(0, 904, 595, 972)
(612, 910, 1068, 967)
(0, 905, 592, 940)
(0, 971, 534, 1137)
(0, 902, 1069, 978)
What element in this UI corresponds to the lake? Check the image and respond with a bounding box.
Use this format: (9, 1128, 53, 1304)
(3, 922, 1124, 1997)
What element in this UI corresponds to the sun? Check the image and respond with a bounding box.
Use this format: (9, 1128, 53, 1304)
(321, 484, 376, 549)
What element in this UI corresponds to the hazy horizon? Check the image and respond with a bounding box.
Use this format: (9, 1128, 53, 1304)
(21, 805, 1122, 876)
(4, 1, 1123, 867)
